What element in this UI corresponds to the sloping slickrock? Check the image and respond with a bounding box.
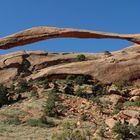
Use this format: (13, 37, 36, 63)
(28, 51, 140, 84)
(129, 118, 139, 126)
(100, 94, 124, 106)
(0, 68, 18, 83)
(122, 110, 140, 118)
(1, 44, 140, 84)
(130, 89, 140, 96)
(105, 118, 118, 129)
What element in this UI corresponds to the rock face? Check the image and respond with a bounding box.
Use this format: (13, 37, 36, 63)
(1, 26, 140, 49)
(1, 44, 140, 84)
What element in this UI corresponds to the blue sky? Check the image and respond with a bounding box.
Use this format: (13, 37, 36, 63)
(0, 0, 140, 54)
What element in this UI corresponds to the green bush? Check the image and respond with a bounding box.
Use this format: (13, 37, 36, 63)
(16, 79, 29, 93)
(52, 129, 87, 140)
(112, 103, 123, 115)
(27, 116, 56, 128)
(3, 117, 21, 125)
(76, 54, 86, 61)
(30, 88, 39, 98)
(98, 127, 105, 137)
(129, 125, 140, 138)
(112, 122, 130, 139)
(74, 75, 88, 85)
(0, 84, 8, 107)
(64, 83, 74, 95)
(40, 78, 49, 89)
(62, 121, 77, 130)
(92, 82, 106, 96)
(43, 89, 62, 117)
(124, 97, 140, 107)
(80, 114, 88, 121)
(114, 80, 128, 90)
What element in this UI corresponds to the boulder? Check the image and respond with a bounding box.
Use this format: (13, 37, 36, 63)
(105, 118, 118, 129)
(122, 110, 140, 118)
(129, 118, 139, 126)
(100, 94, 124, 106)
(129, 89, 140, 96)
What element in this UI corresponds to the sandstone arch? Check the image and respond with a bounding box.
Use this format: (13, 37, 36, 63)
(0, 26, 140, 49)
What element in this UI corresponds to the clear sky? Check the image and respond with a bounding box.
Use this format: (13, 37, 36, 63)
(0, 0, 140, 54)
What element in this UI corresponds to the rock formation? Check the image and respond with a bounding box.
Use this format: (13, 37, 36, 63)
(0, 26, 140, 49)
(0, 43, 140, 85)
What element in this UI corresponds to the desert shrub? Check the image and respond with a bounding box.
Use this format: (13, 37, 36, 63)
(43, 95, 56, 117)
(75, 87, 84, 96)
(124, 97, 140, 107)
(76, 54, 87, 61)
(92, 82, 106, 96)
(62, 121, 77, 130)
(0, 84, 8, 107)
(52, 120, 92, 140)
(41, 78, 49, 89)
(64, 83, 74, 95)
(129, 125, 140, 138)
(3, 117, 21, 125)
(80, 114, 88, 121)
(43, 89, 65, 117)
(133, 97, 140, 107)
(16, 79, 29, 93)
(114, 80, 128, 90)
(98, 127, 106, 137)
(121, 50, 127, 55)
(52, 129, 87, 140)
(66, 75, 76, 81)
(30, 88, 39, 98)
(112, 122, 130, 139)
(91, 96, 101, 105)
(8, 84, 16, 92)
(112, 103, 123, 115)
(104, 51, 112, 56)
(74, 75, 88, 85)
(66, 75, 75, 85)
(74, 87, 89, 99)
(27, 116, 55, 128)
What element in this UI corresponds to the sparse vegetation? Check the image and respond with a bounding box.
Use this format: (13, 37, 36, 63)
(74, 75, 88, 85)
(124, 97, 140, 107)
(92, 82, 107, 96)
(76, 54, 87, 61)
(80, 114, 88, 121)
(52, 121, 90, 140)
(3, 117, 21, 125)
(43, 89, 67, 117)
(16, 79, 29, 93)
(104, 51, 112, 56)
(112, 122, 131, 140)
(27, 116, 56, 128)
(30, 88, 39, 98)
(112, 102, 123, 115)
(0, 84, 8, 107)
(98, 126, 106, 137)
(64, 83, 74, 95)
(114, 80, 128, 90)
(0, 67, 139, 140)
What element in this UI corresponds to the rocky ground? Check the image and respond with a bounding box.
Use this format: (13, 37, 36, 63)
(0, 44, 140, 139)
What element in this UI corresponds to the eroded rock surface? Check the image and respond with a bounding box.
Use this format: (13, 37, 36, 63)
(1, 26, 140, 49)
(1, 44, 140, 85)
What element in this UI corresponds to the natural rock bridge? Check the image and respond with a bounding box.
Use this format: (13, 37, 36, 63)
(0, 26, 140, 49)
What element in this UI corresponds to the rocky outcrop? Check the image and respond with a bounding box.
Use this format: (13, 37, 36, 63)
(1, 27, 140, 49)
(1, 44, 140, 84)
